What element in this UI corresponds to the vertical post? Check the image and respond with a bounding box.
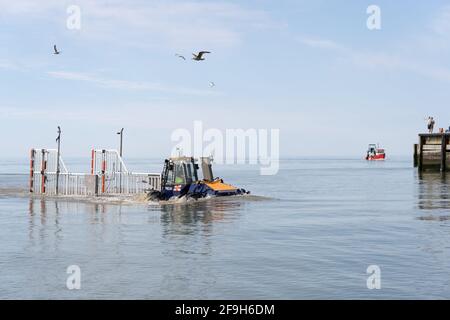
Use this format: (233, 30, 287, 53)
(41, 149, 46, 194)
(101, 150, 106, 194)
(91, 149, 95, 175)
(418, 136, 424, 172)
(117, 128, 124, 193)
(56, 126, 61, 195)
(94, 175, 99, 196)
(441, 134, 447, 173)
(118, 128, 124, 157)
(413, 144, 418, 167)
(30, 149, 35, 193)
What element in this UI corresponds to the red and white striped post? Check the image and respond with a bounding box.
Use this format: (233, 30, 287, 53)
(29, 149, 35, 193)
(91, 149, 95, 175)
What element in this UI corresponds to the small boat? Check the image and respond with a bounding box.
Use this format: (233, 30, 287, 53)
(365, 144, 386, 161)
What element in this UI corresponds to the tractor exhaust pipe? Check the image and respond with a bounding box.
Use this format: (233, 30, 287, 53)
(200, 157, 214, 182)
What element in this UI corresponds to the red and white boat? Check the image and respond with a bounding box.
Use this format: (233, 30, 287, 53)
(365, 144, 386, 161)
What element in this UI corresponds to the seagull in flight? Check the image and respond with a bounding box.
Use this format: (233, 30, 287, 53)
(192, 51, 210, 61)
(209, 81, 215, 88)
(175, 53, 186, 60)
(53, 45, 61, 55)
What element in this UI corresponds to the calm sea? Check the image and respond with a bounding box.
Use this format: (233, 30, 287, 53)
(1, 157, 450, 299)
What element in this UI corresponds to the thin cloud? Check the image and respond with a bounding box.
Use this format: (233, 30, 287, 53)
(297, 35, 450, 82)
(47, 71, 219, 96)
(0, 59, 23, 71)
(431, 5, 450, 36)
(297, 37, 343, 51)
(0, 0, 60, 14)
(0, 0, 276, 49)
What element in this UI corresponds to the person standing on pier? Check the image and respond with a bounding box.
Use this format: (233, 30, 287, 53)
(427, 116, 435, 133)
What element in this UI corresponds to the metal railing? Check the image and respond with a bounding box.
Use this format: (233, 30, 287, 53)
(101, 172, 161, 194)
(32, 173, 97, 196)
(30, 148, 161, 196)
(31, 172, 161, 196)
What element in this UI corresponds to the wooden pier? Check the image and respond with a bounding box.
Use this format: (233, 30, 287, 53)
(414, 133, 450, 172)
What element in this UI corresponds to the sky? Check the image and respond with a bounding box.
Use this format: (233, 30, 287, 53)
(1, 0, 450, 159)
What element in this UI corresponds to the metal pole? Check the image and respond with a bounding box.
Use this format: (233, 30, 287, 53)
(441, 134, 447, 173)
(117, 128, 124, 193)
(56, 126, 61, 195)
(118, 128, 124, 157)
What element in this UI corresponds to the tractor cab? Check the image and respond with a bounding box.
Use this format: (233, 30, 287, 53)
(161, 157, 199, 197)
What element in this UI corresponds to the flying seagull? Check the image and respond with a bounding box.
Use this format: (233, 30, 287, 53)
(192, 51, 210, 61)
(175, 53, 186, 60)
(209, 81, 215, 88)
(53, 45, 61, 55)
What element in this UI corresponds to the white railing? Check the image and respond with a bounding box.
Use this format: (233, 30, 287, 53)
(98, 172, 161, 195)
(31, 172, 161, 196)
(30, 148, 161, 196)
(31, 173, 97, 196)
(30, 149, 68, 174)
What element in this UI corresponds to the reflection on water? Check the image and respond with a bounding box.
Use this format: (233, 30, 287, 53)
(25, 196, 248, 248)
(27, 196, 246, 226)
(23, 196, 253, 299)
(159, 197, 246, 235)
(155, 198, 250, 296)
(27, 198, 62, 252)
(6, 159, 450, 299)
(27, 198, 125, 248)
(28, 198, 123, 216)
(417, 173, 450, 210)
(156, 198, 247, 263)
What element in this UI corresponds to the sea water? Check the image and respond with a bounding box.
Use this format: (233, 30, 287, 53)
(0, 157, 449, 299)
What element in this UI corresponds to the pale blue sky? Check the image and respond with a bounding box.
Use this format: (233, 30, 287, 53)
(1, 0, 450, 158)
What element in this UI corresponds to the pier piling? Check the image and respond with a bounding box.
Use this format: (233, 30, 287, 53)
(416, 133, 450, 172)
(413, 144, 418, 167)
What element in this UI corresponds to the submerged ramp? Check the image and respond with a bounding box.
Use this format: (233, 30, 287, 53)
(29, 149, 161, 196)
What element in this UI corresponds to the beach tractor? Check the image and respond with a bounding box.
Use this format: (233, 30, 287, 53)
(146, 156, 249, 201)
